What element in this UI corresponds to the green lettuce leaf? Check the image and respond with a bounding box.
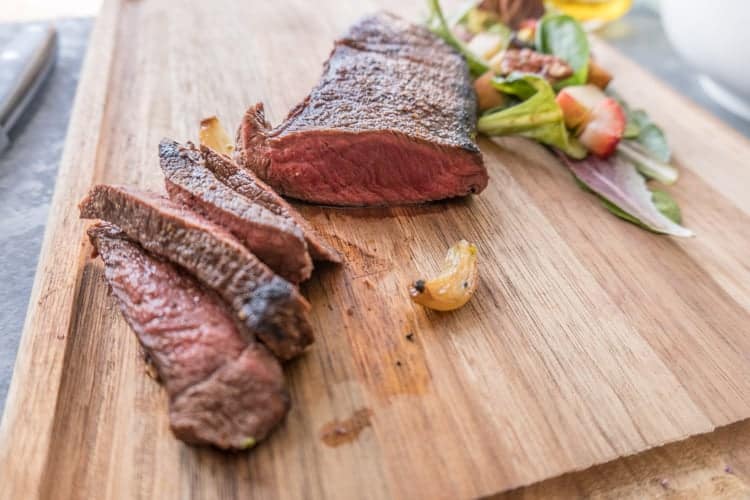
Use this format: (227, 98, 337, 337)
(477, 74, 586, 158)
(535, 13, 589, 88)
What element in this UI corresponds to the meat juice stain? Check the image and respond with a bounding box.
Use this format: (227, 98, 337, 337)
(320, 408, 374, 447)
(318, 233, 432, 401)
(341, 274, 432, 401)
(325, 234, 390, 279)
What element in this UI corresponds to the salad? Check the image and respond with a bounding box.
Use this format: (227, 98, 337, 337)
(427, 0, 692, 237)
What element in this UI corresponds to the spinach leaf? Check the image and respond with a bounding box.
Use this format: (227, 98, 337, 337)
(478, 74, 586, 158)
(535, 14, 590, 88)
(623, 109, 648, 138)
(637, 123, 670, 163)
(611, 91, 672, 162)
(610, 92, 674, 181)
(651, 190, 682, 224)
(624, 122, 640, 139)
(618, 141, 678, 185)
(630, 109, 650, 128)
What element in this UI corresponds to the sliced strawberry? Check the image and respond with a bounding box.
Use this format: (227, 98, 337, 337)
(517, 18, 538, 40)
(556, 90, 591, 133)
(578, 97, 626, 158)
(556, 85, 625, 157)
(559, 84, 607, 110)
(518, 18, 538, 31)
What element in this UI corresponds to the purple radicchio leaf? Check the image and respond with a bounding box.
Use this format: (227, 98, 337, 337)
(557, 152, 693, 237)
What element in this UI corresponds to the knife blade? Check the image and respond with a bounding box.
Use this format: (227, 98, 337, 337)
(0, 23, 57, 153)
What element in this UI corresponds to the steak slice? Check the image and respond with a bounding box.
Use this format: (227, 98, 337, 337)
(88, 223, 289, 449)
(235, 12, 488, 206)
(79, 185, 313, 360)
(159, 139, 313, 284)
(169, 343, 289, 449)
(200, 144, 341, 263)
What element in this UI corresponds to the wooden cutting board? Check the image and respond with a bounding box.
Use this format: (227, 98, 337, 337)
(2, 0, 750, 498)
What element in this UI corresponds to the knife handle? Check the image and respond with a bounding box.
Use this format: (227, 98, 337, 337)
(0, 24, 57, 143)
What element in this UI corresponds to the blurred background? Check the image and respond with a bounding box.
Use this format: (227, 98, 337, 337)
(0, 0, 100, 22)
(0, 0, 748, 411)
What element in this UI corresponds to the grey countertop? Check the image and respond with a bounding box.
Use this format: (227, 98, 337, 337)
(0, 18, 91, 411)
(0, 7, 748, 412)
(604, 6, 750, 135)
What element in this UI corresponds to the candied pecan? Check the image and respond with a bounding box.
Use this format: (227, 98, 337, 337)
(490, 48, 574, 83)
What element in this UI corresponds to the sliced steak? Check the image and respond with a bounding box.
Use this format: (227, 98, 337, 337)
(88, 222, 289, 449)
(159, 139, 313, 283)
(235, 12, 488, 206)
(169, 343, 289, 448)
(201, 144, 341, 263)
(79, 185, 313, 360)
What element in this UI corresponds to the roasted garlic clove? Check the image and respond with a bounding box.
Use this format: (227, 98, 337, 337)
(199, 116, 235, 155)
(409, 240, 479, 311)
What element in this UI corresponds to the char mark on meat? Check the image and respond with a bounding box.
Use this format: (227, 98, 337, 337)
(235, 11, 488, 206)
(88, 222, 289, 449)
(79, 184, 313, 360)
(201, 143, 341, 263)
(159, 138, 313, 283)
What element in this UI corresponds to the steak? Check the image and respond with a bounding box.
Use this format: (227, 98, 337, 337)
(159, 139, 313, 284)
(235, 12, 488, 206)
(88, 223, 289, 449)
(200, 144, 341, 263)
(79, 185, 313, 360)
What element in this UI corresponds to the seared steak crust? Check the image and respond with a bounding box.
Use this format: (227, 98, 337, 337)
(201, 144, 341, 263)
(278, 21, 479, 151)
(88, 223, 289, 449)
(79, 185, 313, 360)
(236, 12, 488, 206)
(159, 139, 313, 283)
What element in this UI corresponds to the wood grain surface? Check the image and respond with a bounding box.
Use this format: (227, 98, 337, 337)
(493, 418, 750, 500)
(2, 0, 750, 499)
